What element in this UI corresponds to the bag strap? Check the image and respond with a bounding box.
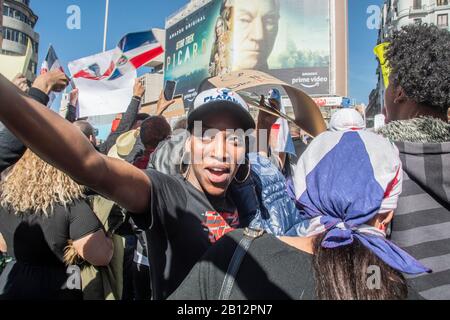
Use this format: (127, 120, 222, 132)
(218, 228, 265, 300)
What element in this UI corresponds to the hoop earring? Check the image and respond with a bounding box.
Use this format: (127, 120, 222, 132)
(234, 163, 251, 184)
(179, 151, 191, 178)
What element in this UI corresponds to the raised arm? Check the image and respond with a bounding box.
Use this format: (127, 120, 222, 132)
(0, 71, 62, 173)
(60, 88, 79, 123)
(256, 95, 279, 157)
(0, 73, 151, 214)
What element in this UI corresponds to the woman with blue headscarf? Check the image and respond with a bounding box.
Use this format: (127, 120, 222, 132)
(170, 130, 430, 300)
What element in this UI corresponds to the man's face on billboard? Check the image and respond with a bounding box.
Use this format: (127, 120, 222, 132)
(233, 0, 280, 70)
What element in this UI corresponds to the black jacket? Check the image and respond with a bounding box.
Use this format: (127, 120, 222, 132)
(0, 88, 49, 174)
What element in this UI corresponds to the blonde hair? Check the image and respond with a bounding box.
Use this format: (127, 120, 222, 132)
(0, 150, 85, 215)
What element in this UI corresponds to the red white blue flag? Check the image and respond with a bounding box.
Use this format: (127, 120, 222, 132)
(68, 30, 163, 117)
(40, 45, 63, 75)
(72, 30, 163, 81)
(40, 45, 64, 106)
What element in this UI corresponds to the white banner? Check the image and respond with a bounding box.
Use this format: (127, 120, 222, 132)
(68, 50, 136, 118)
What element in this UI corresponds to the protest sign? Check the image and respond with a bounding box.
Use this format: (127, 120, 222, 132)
(208, 70, 327, 137)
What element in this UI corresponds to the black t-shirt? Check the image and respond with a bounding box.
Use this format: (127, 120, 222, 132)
(0, 199, 102, 299)
(130, 169, 241, 299)
(169, 229, 316, 300)
(170, 230, 424, 300)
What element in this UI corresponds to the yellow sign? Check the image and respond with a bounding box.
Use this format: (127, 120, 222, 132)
(0, 39, 32, 81)
(374, 42, 391, 89)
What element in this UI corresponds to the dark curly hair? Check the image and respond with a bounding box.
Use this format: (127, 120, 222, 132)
(140, 116, 172, 149)
(386, 23, 450, 114)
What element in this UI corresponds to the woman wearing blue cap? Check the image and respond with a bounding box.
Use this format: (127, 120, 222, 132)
(0, 76, 295, 299)
(169, 130, 430, 300)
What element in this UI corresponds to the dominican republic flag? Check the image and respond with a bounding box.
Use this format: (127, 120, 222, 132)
(40, 45, 63, 106)
(72, 30, 163, 81)
(68, 30, 163, 117)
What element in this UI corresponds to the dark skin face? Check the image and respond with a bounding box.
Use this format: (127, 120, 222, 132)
(384, 75, 448, 123)
(187, 112, 247, 198)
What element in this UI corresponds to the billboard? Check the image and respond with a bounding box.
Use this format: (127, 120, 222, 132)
(164, 0, 332, 106)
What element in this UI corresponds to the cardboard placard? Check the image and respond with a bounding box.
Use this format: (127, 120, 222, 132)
(208, 70, 327, 137)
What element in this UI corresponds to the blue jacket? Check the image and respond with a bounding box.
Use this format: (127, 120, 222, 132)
(231, 153, 304, 236)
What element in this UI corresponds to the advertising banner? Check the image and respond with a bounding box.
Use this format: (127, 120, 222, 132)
(164, 0, 331, 107)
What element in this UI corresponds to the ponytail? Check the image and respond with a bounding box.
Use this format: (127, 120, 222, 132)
(312, 233, 408, 300)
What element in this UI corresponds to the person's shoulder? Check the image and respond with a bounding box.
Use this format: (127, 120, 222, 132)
(209, 230, 280, 257)
(64, 198, 93, 210)
(145, 168, 182, 185)
(145, 169, 187, 196)
(0, 205, 15, 227)
(0, 205, 9, 216)
(203, 229, 245, 258)
(55, 198, 96, 221)
(248, 233, 314, 266)
(215, 230, 280, 247)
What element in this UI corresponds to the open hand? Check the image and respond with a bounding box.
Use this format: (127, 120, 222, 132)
(133, 79, 145, 98)
(257, 94, 280, 128)
(32, 69, 69, 94)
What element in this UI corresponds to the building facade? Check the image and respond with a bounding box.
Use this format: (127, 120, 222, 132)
(367, 0, 450, 121)
(0, 0, 3, 49)
(1, 0, 39, 80)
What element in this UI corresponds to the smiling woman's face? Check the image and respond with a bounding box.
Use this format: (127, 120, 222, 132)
(188, 112, 246, 198)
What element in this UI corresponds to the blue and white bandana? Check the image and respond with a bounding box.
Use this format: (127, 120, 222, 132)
(293, 131, 431, 275)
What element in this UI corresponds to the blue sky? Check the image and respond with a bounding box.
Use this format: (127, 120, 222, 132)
(30, 0, 383, 136)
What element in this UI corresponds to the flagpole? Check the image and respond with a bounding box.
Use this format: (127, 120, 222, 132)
(102, 0, 110, 52)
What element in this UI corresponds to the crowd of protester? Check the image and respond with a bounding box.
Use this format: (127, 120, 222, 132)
(0, 23, 449, 300)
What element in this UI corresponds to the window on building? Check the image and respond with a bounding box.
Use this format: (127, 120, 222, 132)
(2, 27, 34, 50)
(413, 0, 422, 9)
(3, 5, 33, 27)
(414, 18, 422, 24)
(32, 40, 38, 53)
(437, 0, 449, 6)
(28, 61, 37, 74)
(437, 14, 449, 27)
(4, 5, 14, 17)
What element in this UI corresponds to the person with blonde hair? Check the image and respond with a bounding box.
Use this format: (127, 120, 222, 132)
(0, 150, 113, 300)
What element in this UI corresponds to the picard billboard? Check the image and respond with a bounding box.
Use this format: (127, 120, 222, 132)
(164, 0, 332, 106)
